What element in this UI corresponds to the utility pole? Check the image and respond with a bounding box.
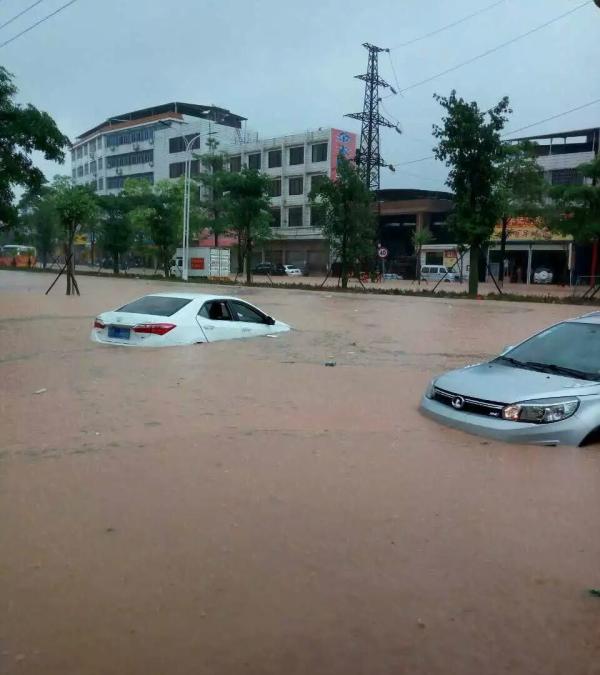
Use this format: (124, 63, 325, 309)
(345, 43, 401, 192)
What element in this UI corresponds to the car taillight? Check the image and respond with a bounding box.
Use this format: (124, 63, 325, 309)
(94, 318, 105, 329)
(133, 323, 176, 336)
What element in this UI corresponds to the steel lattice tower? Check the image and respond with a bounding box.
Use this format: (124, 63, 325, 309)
(345, 43, 400, 191)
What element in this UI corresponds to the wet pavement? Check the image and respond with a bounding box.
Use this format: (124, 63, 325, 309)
(1, 270, 599, 675)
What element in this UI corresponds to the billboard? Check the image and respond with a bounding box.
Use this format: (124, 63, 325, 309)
(330, 129, 357, 181)
(492, 217, 571, 243)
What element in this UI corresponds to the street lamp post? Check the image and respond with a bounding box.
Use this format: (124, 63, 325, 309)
(181, 133, 202, 281)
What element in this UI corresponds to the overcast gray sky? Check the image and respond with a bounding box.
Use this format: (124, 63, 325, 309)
(2, 0, 599, 190)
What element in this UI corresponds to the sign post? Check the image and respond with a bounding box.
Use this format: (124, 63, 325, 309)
(377, 246, 388, 279)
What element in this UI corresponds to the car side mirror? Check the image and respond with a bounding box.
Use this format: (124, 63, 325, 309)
(266, 316, 276, 326)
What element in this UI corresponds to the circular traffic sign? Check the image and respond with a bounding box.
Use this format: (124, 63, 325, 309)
(377, 247, 388, 259)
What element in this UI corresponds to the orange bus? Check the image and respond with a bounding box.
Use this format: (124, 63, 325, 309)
(0, 245, 37, 268)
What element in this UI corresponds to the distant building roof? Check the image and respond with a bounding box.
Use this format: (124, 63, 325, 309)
(77, 102, 247, 140)
(377, 188, 454, 202)
(509, 126, 600, 143)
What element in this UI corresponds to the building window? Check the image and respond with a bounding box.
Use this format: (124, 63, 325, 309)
(269, 178, 282, 197)
(311, 206, 326, 228)
(551, 168, 583, 186)
(289, 146, 304, 165)
(270, 207, 281, 228)
(84, 163, 89, 175)
(98, 157, 103, 169)
(90, 160, 97, 174)
(72, 169, 76, 179)
(84, 144, 88, 156)
(71, 150, 75, 162)
(77, 166, 83, 177)
(76, 147, 83, 160)
(98, 177, 104, 191)
(106, 150, 154, 169)
(268, 149, 282, 168)
(169, 160, 200, 178)
(168, 134, 200, 154)
(310, 174, 327, 194)
(288, 206, 303, 228)
(312, 143, 328, 163)
(106, 172, 154, 190)
(107, 126, 155, 149)
(229, 155, 242, 173)
(288, 176, 303, 196)
(248, 153, 261, 170)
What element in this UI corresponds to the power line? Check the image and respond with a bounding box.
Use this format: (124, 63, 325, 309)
(503, 97, 600, 137)
(391, 95, 600, 167)
(397, 0, 592, 94)
(0, 0, 46, 32)
(390, 0, 506, 50)
(0, 0, 78, 49)
(386, 50, 403, 96)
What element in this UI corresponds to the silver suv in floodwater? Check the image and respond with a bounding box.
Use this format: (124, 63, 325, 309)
(420, 312, 600, 446)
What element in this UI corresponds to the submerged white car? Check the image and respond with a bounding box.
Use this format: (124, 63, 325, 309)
(91, 293, 290, 346)
(283, 265, 303, 276)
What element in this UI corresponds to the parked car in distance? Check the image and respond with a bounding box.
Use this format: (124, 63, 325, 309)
(533, 267, 554, 284)
(420, 312, 600, 446)
(421, 265, 458, 282)
(91, 293, 290, 347)
(252, 262, 285, 276)
(282, 264, 302, 276)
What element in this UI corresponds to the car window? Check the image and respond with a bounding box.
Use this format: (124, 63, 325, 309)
(506, 322, 600, 375)
(229, 301, 266, 324)
(199, 300, 233, 321)
(117, 296, 191, 316)
(422, 267, 429, 274)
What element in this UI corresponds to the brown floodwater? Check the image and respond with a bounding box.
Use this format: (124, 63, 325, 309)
(1, 270, 599, 675)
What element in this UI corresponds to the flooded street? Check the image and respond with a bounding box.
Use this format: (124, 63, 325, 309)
(1, 270, 599, 675)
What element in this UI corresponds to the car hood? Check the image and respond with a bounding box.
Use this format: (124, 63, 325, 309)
(435, 361, 599, 404)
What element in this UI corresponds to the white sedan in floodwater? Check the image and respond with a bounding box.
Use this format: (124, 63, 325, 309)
(91, 293, 290, 346)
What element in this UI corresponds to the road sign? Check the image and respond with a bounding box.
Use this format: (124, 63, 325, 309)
(377, 247, 388, 259)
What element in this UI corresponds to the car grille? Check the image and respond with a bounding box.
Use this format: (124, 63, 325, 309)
(433, 387, 506, 418)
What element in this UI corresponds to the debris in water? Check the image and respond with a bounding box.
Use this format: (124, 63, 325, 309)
(588, 588, 600, 598)
(33, 388, 47, 395)
(324, 361, 336, 367)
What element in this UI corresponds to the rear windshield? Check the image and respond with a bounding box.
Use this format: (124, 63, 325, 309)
(116, 296, 191, 317)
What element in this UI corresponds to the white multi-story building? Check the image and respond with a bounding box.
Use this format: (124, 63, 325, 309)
(71, 102, 357, 272)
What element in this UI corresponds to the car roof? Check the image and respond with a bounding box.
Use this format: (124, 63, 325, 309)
(143, 292, 240, 302)
(570, 311, 600, 325)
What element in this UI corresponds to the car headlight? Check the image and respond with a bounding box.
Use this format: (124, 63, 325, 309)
(502, 398, 579, 424)
(424, 379, 437, 399)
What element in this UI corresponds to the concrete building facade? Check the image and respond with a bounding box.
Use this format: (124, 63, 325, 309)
(71, 103, 357, 273)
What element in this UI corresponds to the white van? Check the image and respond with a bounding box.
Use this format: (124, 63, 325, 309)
(421, 265, 458, 282)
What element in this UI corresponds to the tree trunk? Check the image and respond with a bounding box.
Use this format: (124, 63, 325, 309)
(416, 246, 421, 285)
(499, 216, 508, 285)
(591, 239, 598, 287)
(113, 252, 120, 275)
(468, 244, 480, 296)
(65, 230, 74, 295)
(245, 222, 252, 285)
(340, 224, 349, 289)
(214, 231, 219, 248)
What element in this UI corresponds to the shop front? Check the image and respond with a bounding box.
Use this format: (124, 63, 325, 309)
(487, 218, 572, 285)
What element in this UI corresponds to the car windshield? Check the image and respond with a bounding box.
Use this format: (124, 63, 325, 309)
(497, 321, 600, 380)
(116, 296, 191, 316)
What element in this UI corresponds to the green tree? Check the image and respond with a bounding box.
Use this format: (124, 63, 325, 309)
(433, 90, 511, 295)
(51, 176, 99, 294)
(195, 138, 230, 247)
(0, 67, 69, 228)
(126, 178, 186, 277)
(495, 141, 547, 283)
(548, 157, 600, 282)
(310, 155, 375, 289)
(97, 193, 135, 274)
(18, 187, 59, 268)
(548, 156, 600, 241)
(220, 168, 272, 283)
(412, 227, 433, 284)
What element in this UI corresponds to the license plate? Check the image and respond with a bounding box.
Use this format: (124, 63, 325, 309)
(108, 326, 130, 340)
